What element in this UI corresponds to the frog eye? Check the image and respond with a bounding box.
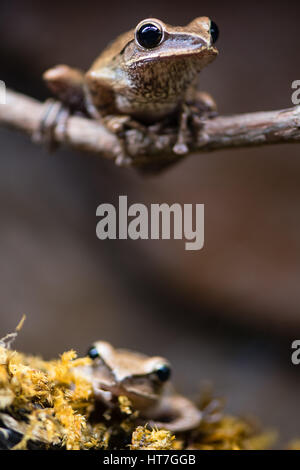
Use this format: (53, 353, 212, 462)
(154, 364, 171, 382)
(210, 20, 219, 44)
(87, 345, 100, 360)
(135, 21, 163, 49)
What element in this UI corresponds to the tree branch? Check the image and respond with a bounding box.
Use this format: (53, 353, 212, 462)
(1, 89, 300, 171)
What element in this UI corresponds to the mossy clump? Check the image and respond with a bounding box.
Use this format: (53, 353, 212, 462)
(0, 342, 275, 450)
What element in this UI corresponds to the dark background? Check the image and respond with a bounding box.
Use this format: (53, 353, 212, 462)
(1, 0, 300, 446)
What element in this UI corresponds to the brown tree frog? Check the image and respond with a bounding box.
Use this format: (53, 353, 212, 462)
(43, 17, 219, 164)
(77, 341, 202, 433)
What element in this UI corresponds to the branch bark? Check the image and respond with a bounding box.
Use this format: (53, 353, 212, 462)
(1, 89, 300, 170)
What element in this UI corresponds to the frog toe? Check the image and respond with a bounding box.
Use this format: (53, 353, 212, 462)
(33, 99, 69, 151)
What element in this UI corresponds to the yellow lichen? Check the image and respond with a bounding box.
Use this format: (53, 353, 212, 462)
(189, 415, 276, 450)
(0, 344, 97, 449)
(118, 395, 133, 415)
(131, 426, 176, 450)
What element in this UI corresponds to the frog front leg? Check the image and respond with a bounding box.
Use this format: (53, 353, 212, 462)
(86, 75, 160, 167)
(173, 90, 217, 155)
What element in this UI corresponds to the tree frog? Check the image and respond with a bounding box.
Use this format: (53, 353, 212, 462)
(78, 341, 202, 433)
(43, 17, 219, 163)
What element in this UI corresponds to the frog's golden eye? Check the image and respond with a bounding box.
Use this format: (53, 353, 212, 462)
(87, 345, 100, 360)
(154, 364, 171, 382)
(210, 20, 219, 44)
(135, 21, 163, 49)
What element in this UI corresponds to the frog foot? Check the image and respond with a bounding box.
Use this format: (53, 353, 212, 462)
(103, 115, 148, 167)
(33, 98, 70, 151)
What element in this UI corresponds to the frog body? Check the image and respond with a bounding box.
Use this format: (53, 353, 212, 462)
(77, 341, 202, 433)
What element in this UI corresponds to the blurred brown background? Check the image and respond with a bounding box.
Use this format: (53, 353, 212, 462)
(1, 0, 300, 446)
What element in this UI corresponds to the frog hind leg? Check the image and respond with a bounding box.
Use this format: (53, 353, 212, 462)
(33, 65, 87, 149)
(145, 394, 202, 433)
(43, 65, 87, 114)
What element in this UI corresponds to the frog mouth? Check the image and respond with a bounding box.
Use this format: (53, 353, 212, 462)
(163, 46, 218, 60)
(124, 386, 157, 401)
(134, 46, 218, 66)
(97, 381, 157, 401)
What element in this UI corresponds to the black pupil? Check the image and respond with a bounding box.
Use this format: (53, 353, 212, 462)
(155, 365, 171, 382)
(137, 23, 162, 49)
(210, 21, 219, 44)
(87, 346, 99, 360)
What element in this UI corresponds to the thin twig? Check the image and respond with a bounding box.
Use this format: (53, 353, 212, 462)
(1, 89, 300, 170)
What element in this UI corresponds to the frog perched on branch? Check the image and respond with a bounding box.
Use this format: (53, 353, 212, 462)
(42, 17, 219, 165)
